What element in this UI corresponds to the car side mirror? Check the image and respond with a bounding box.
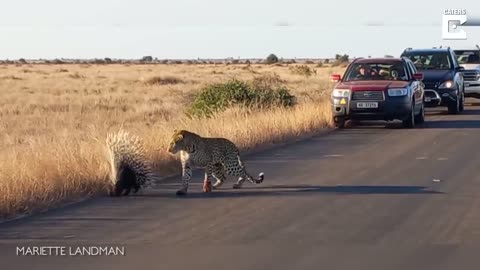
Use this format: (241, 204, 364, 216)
(456, 66, 465, 71)
(413, 73, 424, 81)
(330, 74, 341, 82)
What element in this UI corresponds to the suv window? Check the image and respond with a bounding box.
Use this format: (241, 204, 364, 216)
(402, 51, 452, 70)
(344, 62, 408, 81)
(455, 50, 480, 64)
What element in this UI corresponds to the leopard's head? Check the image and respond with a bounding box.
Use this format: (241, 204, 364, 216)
(167, 130, 194, 154)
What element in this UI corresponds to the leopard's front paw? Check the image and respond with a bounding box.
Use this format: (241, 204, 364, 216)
(176, 188, 188, 196)
(203, 181, 212, 193)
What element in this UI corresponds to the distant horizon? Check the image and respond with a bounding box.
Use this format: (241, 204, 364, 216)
(0, 56, 353, 61)
(1, 0, 478, 59)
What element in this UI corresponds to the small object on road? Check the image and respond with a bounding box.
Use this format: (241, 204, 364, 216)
(323, 154, 343, 158)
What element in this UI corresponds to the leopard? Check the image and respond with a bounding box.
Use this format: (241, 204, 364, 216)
(167, 130, 264, 196)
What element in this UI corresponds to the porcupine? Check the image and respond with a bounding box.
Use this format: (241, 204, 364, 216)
(105, 130, 159, 196)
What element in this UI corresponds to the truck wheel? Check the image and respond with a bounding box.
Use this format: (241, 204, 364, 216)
(414, 102, 425, 124)
(403, 101, 415, 128)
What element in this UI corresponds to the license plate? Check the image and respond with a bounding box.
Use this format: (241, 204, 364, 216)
(356, 102, 378, 108)
(425, 97, 432, 102)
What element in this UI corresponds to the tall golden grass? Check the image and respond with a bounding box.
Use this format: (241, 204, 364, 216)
(0, 63, 343, 219)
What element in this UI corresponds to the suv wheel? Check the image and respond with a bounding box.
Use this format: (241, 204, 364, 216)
(459, 90, 465, 111)
(415, 101, 425, 124)
(403, 101, 415, 128)
(448, 91, 460, 114)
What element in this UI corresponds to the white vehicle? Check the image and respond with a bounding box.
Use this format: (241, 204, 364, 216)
(454, 46, 480, 99)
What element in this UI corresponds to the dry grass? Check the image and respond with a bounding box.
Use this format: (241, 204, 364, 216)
(0, 63, 344, 219)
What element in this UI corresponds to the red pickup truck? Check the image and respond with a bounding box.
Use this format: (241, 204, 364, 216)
(330, 57, 425, 128)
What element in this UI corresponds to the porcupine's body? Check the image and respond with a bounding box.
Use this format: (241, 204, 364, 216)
(167, 130, 264, 196)
(105, 130, 158, 196)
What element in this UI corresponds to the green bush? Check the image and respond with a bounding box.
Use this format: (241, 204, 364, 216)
(142, 56, 153, 62)
(335, 54, 349, 62)
(187, 77, 295, 118)
(332, 54, 350, 67)
(265, 53, 279, 64)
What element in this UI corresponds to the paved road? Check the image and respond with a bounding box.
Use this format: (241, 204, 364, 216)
(3, 100, 480, 269)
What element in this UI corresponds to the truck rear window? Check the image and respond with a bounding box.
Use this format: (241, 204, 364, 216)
(455, 50, 480, 64)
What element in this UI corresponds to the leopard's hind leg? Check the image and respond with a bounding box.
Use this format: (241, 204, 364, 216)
(212, 163, 226, 189)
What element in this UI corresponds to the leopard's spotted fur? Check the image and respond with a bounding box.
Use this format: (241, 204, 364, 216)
(167, 130, 264, 195)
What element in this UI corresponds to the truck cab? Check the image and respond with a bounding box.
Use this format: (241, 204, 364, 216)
(454, 47, 480, 99)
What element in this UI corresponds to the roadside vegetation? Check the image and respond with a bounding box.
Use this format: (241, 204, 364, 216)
(0, 60, 344, 219)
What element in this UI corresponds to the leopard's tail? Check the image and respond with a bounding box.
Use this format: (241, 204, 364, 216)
(237, 155, 264, 184)
(253, 172, 265, 184)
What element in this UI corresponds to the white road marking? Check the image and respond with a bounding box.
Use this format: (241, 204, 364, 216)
(323, 154, 343, 158)
(416, 157, 428, 160)
(433, 179, 441, 182)
(437, 157, 448, 161)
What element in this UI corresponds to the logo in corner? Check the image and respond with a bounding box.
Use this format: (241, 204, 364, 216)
(442, 9, 468, 40)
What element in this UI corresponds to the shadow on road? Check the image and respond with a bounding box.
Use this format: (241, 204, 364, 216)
(339, 108, 480, 130)
(141, 184, 443, 199)
(342, 120, 431, 130)
(421, 120, 480, 129)
(453, 109, 480, 115)
(424, 109, 448, 116)
(243, 184, 439, 193)
(465, 102, 480, 107)
(334, 121, 403, 130)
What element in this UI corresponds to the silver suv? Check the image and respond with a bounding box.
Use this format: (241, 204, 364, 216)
(455, 47, 480, 99)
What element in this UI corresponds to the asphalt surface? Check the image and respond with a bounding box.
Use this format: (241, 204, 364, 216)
(3, 100, 480, 269)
